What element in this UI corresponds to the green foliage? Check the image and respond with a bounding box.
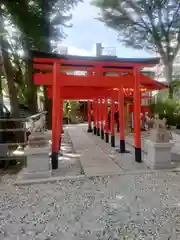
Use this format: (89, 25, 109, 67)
(2, 0, 82, 52)
(0, 0, 82, 107)
(2, 1, 44, 49)
(170, 78, 180, 99)
(0, 0, 82, 169)
(63, 101, 80, 118)
(93, 0, 180, 59)
(149, 97, 180, 126)
(93, 0, 180, 87)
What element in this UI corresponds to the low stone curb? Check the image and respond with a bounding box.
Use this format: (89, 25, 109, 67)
(14, 174, 86, 186)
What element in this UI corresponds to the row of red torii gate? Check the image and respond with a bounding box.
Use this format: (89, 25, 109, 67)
(32, 51, 167, 169)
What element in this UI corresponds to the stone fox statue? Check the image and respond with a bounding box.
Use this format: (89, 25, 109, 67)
(30, 114, 46, 133)
(150, 116, 172, 142)
(28, 113, 48, 147)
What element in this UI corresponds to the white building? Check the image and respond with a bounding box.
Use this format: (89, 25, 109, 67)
(58, 46, 68, 55)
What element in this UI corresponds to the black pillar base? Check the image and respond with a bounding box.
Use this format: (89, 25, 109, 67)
(111, 135, 115, 147)
(97, 128, 100, 136)
(120, 140, 126, 153)
(87, 124, 93, 133)
(101, 129, 104, 139)
(93, 126, 97, 135)
(105, 132, 109, 143)
(135, 148, 142, 163)
(51, 152, 58, 169)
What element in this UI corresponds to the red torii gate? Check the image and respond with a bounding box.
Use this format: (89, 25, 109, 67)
(32, 51, 164, 169)
(46, 83, 166, 152)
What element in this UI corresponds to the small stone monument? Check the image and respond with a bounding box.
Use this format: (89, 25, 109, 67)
(145, 114, 174, 169)
(146, 117, 154, 130)
(23, 112, 52, 179)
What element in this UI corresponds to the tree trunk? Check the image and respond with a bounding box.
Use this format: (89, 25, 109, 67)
(0, 34, 20, 118)
(0, 76, 4, 143)
(25, 58, 37, 114)
(40, 1, 53, 129)
(0, 9, 24, 148)
(0, 75, 3, 115)
(43, 86, 52, 129)
(0, 7, 19, 117)
(22, 38, 38, 114)
(164, 62, 173, 98)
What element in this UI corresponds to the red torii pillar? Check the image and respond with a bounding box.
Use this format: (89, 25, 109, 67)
(110, 97, 115, 147)
(97, 99, 100, 136)
(104, 98, 109, 143)
(118, 86, 126, 153)
(100, 99, 105, 140)
(87, 100, 93, 132)
(134, 67, 142, 162)
(51, 63, 62, 169)
(93, 100, 97, 135)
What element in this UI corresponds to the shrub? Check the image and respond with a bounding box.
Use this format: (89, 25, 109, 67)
(149, 98, 180, 126)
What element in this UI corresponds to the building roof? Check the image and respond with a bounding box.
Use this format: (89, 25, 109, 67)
(31, 50, 160, 65)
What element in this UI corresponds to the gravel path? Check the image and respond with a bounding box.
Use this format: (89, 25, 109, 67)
(1, 126, 180, 239)
(1, 171, 180, 239)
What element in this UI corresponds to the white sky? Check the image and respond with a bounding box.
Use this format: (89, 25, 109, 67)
(61, 0, 152, 58)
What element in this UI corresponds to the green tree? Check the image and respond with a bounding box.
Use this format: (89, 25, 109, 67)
(33, 0, 82, 128)
(0, 7, 20, 118)
(170, 75, 180, 99)
(93, 0, 180, 98)
(149, 96, 180, 126)
(0, 0, 82, 168)
(1, 0, 81, 118)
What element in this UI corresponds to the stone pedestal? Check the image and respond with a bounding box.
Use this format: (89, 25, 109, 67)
(28, 132, 49, 147)
(44, 130, 52, 140)
(145, 140, 174, 169)
(23, 143, 52, 179)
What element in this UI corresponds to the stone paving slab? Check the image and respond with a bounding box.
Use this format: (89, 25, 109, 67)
(67, 125, 124, 177)
(89, 130, 150, 173)
(80, 125, 149, 173)
(82, 125, 180, 172)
